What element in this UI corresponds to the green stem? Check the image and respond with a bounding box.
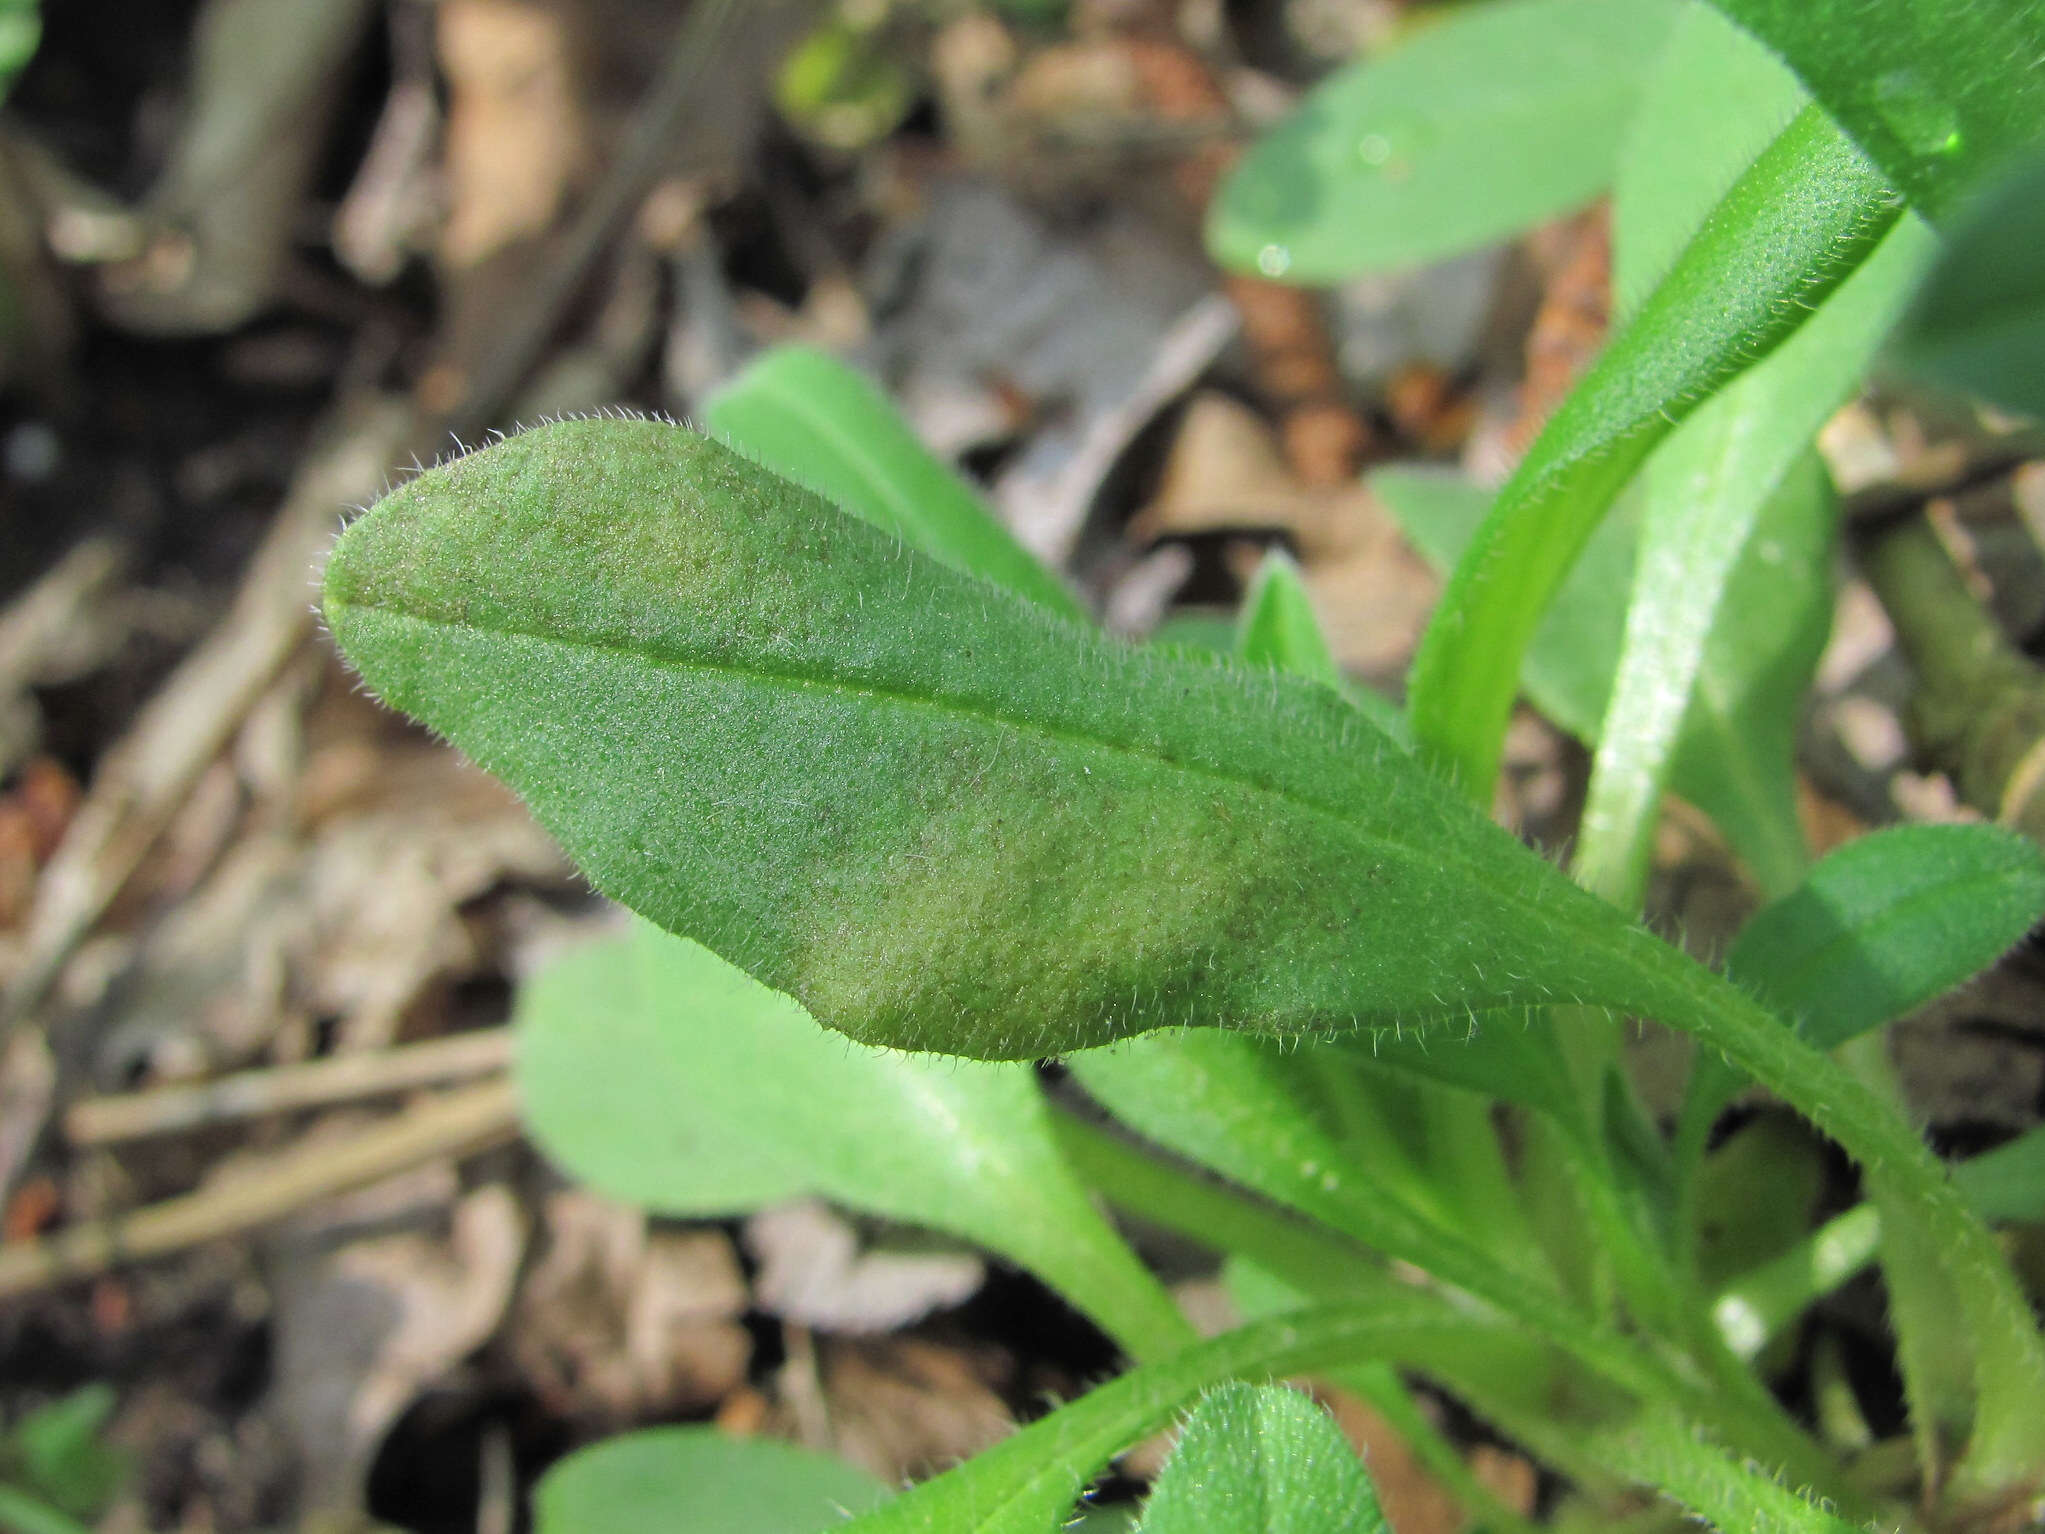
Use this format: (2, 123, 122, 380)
(1048, 1107, 1385, 1301)
(1628, 943, 2045, 1497)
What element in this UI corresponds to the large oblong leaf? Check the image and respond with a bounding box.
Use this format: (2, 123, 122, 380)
(1135, 1385, 1387, 1534)
(703, 345, 1084, 618)
(322, 419, 1676, 1061)
(1206, 0, 1674, 282)
(518, 924, 1194, 1362)
(1406, 105, 1900, 800)
(532, 1427, 888, 1533)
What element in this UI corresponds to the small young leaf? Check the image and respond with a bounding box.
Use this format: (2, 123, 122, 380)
(531, 1427, 888, 1533)
(1702, 0, 2045, 223)
(1680, 823, 2045, 1164)
(323, 419, 1688, 1062)
(1235, 549, 1409, 746)
(1235, 550, 1339, 692)
(6, 1386, 123, 1518)
(1955, 1123, 2045, 1227)
(1889, 148, 2045, 422)
(1406, 105, 1900, 800)
(1207, 0, 1674, 282)
(703, 345, 1083, 618)
(1728, 824, 2045, 1055)
(518, 924, 1194, 1362)
(1136, 1384, 1387, 1534)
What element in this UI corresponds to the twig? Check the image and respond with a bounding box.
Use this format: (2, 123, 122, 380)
(0, 1079, 518, 1302)
(0, 396, 416, 1036)
(64, 1029, 514, 1146)
(1856, 510, 2045, 841)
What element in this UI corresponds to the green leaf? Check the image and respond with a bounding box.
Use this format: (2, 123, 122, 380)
(1207, 0, 1674, 283)
(837, 1300, 1513, 1534)
(1729, 824, 2045, 1055)
(532, 1427, 888, 1532)
(1136, 1384, 1387, 1534)
(1071, 1033, 1839, 1495)
(1612, 2, 1809, 320)
(1379, 448, 1836, 902)
(703, 345, 1083, 619)
(1235, 550, 1410, 752)
(0, 1485, 91, 1534)
(517, 923, 1194, 1362)
(6, 1388, 122, 1519)
(1682, 822, 2045, 1176)
(323, 419, 1695, 1062)
(1406, 105, 1901, 801)
(1343, 1009, 1586, 1140)
(1235, 551, 1339, 691)
(1578, 4, 1942, 909)
(1701, 0, 2045, 223)
(1890, 148, 2045, 422)
(1579, 1405, 1865, 1534)
(1684, 825, 2045, 1490)
(1373, 466, 1630, 745)
(1955, 1123, 2045, 1226)
(1713, 1124, 2045, 1361)
(0, 0, 37, 102)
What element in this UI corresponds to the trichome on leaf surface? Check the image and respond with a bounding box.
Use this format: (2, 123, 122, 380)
(320, 0, 2045, 1528)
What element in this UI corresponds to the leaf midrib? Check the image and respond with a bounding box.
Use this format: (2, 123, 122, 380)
(336, 596, 1611, 973)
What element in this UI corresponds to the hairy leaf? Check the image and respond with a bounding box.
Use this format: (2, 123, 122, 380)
(703, 345, 1082, 617)
(1405, 106, 1900, 800)
(1702, 0, 2045, 223)
(324, 420, 1686, 1061)
(1235, 550, 1339, 691)
(1207, 0, 1672, 282)
(532, 1427, 887, 1532)
(1136, 1385, 1386, 1534)
(1612, 2, 1808, 319)
(518, 924, 1193, 1361)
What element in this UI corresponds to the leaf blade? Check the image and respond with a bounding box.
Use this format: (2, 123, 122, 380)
(1405, 105, 1901, 801)
(1207, 0, 1673, 281)
(532, 1427, 889, 1533)
(324, 420, 1671, 1061)
(1135, 1384, 1387, 1534)
(518, 924, 1194, 1361)
(704, 345, 1084, 617)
